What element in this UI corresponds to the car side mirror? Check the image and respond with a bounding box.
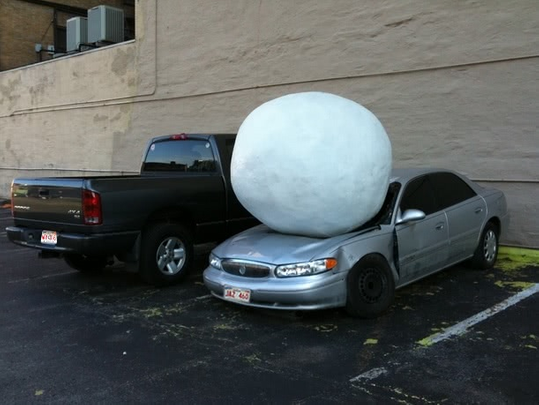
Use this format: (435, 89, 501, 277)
(396, 209, 426, 225)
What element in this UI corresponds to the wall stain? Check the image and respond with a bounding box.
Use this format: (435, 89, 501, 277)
(111, 48, 135, 77)
(0, 76, 22, 110)
(384, 17, 415, 28)
(4, 138, 20, 166)
(110, 112, 123, 122)
(93, 114, 109, 123)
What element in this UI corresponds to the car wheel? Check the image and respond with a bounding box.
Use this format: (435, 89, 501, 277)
(64, 254, 107, 273)
(345, 255, 395, 319)
(470, 222, 499, 270)
(139, 222, 193, 287)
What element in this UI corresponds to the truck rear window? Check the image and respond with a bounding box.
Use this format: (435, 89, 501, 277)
(142, 140, 217, 172)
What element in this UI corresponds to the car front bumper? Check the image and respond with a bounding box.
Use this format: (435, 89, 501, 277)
(203, 266, 348, 311)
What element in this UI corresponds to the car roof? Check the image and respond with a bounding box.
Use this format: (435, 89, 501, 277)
(390, 167, 455, 183)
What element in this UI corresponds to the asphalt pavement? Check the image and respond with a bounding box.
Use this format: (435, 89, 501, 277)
(1, 207, 538, 404)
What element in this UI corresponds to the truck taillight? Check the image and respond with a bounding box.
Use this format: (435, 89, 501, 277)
(170, 133, 188, 140)
(82, 190, 102, 225)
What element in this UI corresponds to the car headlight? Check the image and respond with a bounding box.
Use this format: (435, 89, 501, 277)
(275, 258, 337, 278)
(209, 253, 222, 270)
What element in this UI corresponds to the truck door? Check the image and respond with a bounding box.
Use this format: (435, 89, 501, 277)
(215, 135, 258, 235)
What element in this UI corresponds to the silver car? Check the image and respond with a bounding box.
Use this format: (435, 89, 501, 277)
(203, 168, 509, 318)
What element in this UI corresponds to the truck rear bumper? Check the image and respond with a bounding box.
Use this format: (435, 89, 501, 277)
(6, 226, 140, 256)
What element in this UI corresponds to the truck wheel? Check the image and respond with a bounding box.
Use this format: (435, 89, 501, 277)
(345, 255, 395, 319)
(470, 221, 499, 270)
(64, 254, 107, 273)
(139, 222, 193, 287)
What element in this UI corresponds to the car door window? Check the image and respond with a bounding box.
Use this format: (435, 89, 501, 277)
(400, 175, 438, 215)
(429, 172, 477, 209)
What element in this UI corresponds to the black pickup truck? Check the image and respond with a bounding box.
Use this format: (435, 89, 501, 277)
(7, 133, 257, 286)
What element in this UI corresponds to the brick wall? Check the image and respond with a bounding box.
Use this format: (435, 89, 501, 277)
(0, 0, 131, 71)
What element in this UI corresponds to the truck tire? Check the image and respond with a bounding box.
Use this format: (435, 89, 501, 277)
(345, 255, 395, 318)
(64, 254, 107, 273)
(139, 222, 193, 287)
(469, 221, 499, 270)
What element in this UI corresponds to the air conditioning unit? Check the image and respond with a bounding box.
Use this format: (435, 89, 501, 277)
(88, 5, 124, 44)
(66, 17, 88, 52)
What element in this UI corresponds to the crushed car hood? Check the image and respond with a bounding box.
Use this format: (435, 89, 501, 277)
(212, 224, 379, 265)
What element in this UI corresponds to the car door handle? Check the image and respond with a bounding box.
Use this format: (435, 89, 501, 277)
(475, 207, 483, 214)
(435, 222, 445, 230)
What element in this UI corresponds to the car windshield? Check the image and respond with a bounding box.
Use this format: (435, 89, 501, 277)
(361, 182, 401, 228)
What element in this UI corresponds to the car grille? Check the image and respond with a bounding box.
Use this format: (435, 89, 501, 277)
(221, 260, 271, 278)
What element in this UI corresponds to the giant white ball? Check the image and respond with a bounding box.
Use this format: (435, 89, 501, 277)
(231, 92, 392, 238)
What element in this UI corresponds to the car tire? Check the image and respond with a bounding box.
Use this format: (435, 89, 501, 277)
(64, 254, 107, 273)
(470, 221, 499, 270)
(139, 222, 193, 287)
(345, 255, 395, 319)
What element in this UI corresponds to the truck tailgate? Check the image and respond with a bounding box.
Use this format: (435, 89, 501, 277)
(12, 178, 85, 225)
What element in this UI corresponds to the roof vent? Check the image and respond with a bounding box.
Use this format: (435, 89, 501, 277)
(88, 5, 124, 44)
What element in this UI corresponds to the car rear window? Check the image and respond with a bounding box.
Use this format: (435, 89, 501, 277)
(142, 139, 217, 172)
(429, 172, 477, 209)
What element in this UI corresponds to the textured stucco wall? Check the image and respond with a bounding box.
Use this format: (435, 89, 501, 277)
(0, 0, 538, 246)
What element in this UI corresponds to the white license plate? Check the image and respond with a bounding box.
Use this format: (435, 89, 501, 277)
(223, 287, 251, 303)
(41, 230, 57, 245)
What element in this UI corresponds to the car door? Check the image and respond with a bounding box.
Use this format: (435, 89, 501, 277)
(395, 175, 449, 284)
(429, 172, 486, 264)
